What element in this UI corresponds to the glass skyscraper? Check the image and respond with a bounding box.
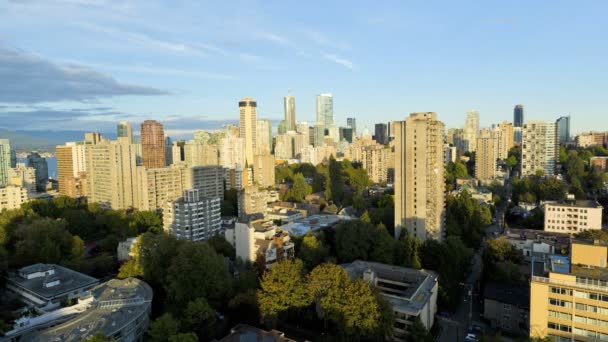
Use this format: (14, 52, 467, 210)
(556, 115, 571, 143)
(316, 93, 334, 131)
(514, 104, 524, 127)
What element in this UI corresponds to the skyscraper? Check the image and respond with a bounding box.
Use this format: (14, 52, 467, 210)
(27, 152, 48, 192)
(117, 121, 133, 142)
(239, 97, 257, 166)
(475, 129, 498, 182)
(256, 119, 272, 155)
(521, 120, 557, 176)
(284, 95, 296, 131)
(394, 113, 445, 242)
(141, 120, 166, 169)
(316, 93, 334, 131)
(164, 189, 222, 241)
(556, 115, 571, 143)
(495, 121, 515, 160)
(463, 110, 479, 152)
(514, 104, 524, 127)
(85, 139, 138, 209)
(347, 117, 357, 136)
(374, 123, 388, 145)
(56, 142, 87, 197)
(0, 139, 10, 185)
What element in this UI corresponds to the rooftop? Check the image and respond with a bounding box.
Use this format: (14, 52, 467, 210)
(483, 282, 529, 309)
(21, 278, 153, 341)
(250, 219, 279, 232)
(549, 255, 571, 274)
(6, 264, 99, 301)
(341, 260, 438, 314)
(546, 200, 603, 209)
(282, 214, 345, 237)
(215, 324, 296, 342)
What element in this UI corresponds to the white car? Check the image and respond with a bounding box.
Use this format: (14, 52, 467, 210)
(465, 333, 478, 342)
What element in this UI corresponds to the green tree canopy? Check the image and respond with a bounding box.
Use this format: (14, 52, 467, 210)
(287, 173, 312, 202)
(258, 259, 312, 320)
(298, 233, 329, 270)
(147, 313, 180, 342)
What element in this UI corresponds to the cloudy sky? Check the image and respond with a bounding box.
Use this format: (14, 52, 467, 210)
(1, 0, 607, 137)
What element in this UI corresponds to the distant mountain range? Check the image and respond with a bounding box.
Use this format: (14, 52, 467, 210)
(0, 129, 115, 151)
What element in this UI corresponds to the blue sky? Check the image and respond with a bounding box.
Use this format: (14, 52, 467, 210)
(1, 0, 607, 137)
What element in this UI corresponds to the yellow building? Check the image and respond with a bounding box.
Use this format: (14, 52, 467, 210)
(475, 129, 498, 182)
(239, 97, 257, 166)
(530, 239, 608, 341)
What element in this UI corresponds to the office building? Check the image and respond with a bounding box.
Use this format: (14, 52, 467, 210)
(190, 165, 225, 199)
(141, 120, 166, 169)
(254, 154, 276, 188)
(514, 126, 523, 145)
(0, 139, 11, 185)
(225, 218, 295, 268)
(339, 126, 354, 143)
(5, 266, 152, 342)
(56, 142, 87, 197)
(239, 97, 258, 166)
(521, 120, 557, 176)
(237, 186, 269, 218)
(136, 165, 189, 211)
(256, 119, 273, 155)
(313, 123, 325, 147)
(544, 199, 603, 233)
(0, 185, 28, 210)
(219, 135, 245, 168)
(26, 152, 48, 192)
(530, 239, 608, 341)
(164, 189, 222, 241)
(183, 141, 219, 167)
(374, 123, 388, 145)
(514, 104, 524, 127)
(463, 110, 480, 153)
(556, 116, 571, 144)
(393, 113, 445, 241)
(9, 163, 36, 195)
(347, 117, 357, 136)
(496, 121, 515, 160)
(164, 137, 173, 166)
(444, 145, 457, 164)
(475, 129, 498, 182)
(284, 95, 296, 131)
(483, 282, 529, 336)
(316, 93, 334, 131)
(117, 121, 133, 142)
(85, 138, 138, 210)
(84, 132, 103, 145)
(341, 261, 438, 340)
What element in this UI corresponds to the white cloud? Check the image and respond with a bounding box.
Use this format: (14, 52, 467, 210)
(255, 31, 290, 46)
(323, 53, 357, 70)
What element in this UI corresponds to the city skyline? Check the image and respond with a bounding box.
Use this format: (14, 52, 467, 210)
(1, 1, 606, 135)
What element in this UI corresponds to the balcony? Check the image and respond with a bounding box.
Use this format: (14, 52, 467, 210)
(532, 276, 608, 293)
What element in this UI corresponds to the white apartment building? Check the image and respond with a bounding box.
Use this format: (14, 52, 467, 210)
(164, 189, 222, 241)
(0, 185, 28, 210)
(544, 200, 603, 233)
(522, 121, 557, 177)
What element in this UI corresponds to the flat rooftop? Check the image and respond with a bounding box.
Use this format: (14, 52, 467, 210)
(341, 260, 438, 314)
(282, 214, 344, 236)
(22, 278, 153, 341)
(546, 200, 603, 209)
(215, 324, 296, 342)
(6, 264, 99, 301)
(484, 282, 529, 309)
(250, 219, 278, 232)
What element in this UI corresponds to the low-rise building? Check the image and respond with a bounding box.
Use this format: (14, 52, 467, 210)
(215, 324, 296, 342)
(544, 200, 603, 233)
(483, 282, 529, 336)
(117, 237, 138, 262)
(282, 214, 345, 237)
(264, 209, 304, 224)
(341, 260, 438, 341)
(225, 219, 294, 268)
(6, 278, 152, 342)
(0, 184, 28, 210)
(238, 186, 270, 219)
(590, 156, 608, 172)
(530, 239, 608, 340)
(5, 264, 99, 310)
(164, 189, 222, 241)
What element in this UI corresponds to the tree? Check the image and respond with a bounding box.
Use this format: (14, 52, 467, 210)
(406, 317, 433, 342)
(13, 217, 75, 266)
(86, 332, 115, 342)
(275, 164, 294, 183)
(326, 156, 345, 205)
(288, 173, 312, 202)
(334, 219, 396, 264)
(169, 333, 198, 342)
(299, 233, 329, 270)
(131, 211, 163, 234)
(117, 259, 143, 279)
(505, 155, 518, 168)
(258, 259, 312, 320)
(148, 313, 180, 342)
(182, 297, 216, 338)
(137, 232, 183, 288)
(166, 242, 232, 308)
(207, 234, 236, 259)
(308, 263, 351, 322)
(71, 235, 85, 259)
(340, 279, 384, 339)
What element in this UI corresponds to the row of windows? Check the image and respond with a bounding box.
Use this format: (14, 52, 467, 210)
(574, 315, 608, 328)
(573, 327, 608, 341)
(548, 207, 590, 213)
(548, 310, 572, 320)
(551, 287, 573, 296)
(548, 322, 571, 332)
(575, 303, 608, 315)
(549, 298, 572, 308)
(575, 290, 608, 302)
